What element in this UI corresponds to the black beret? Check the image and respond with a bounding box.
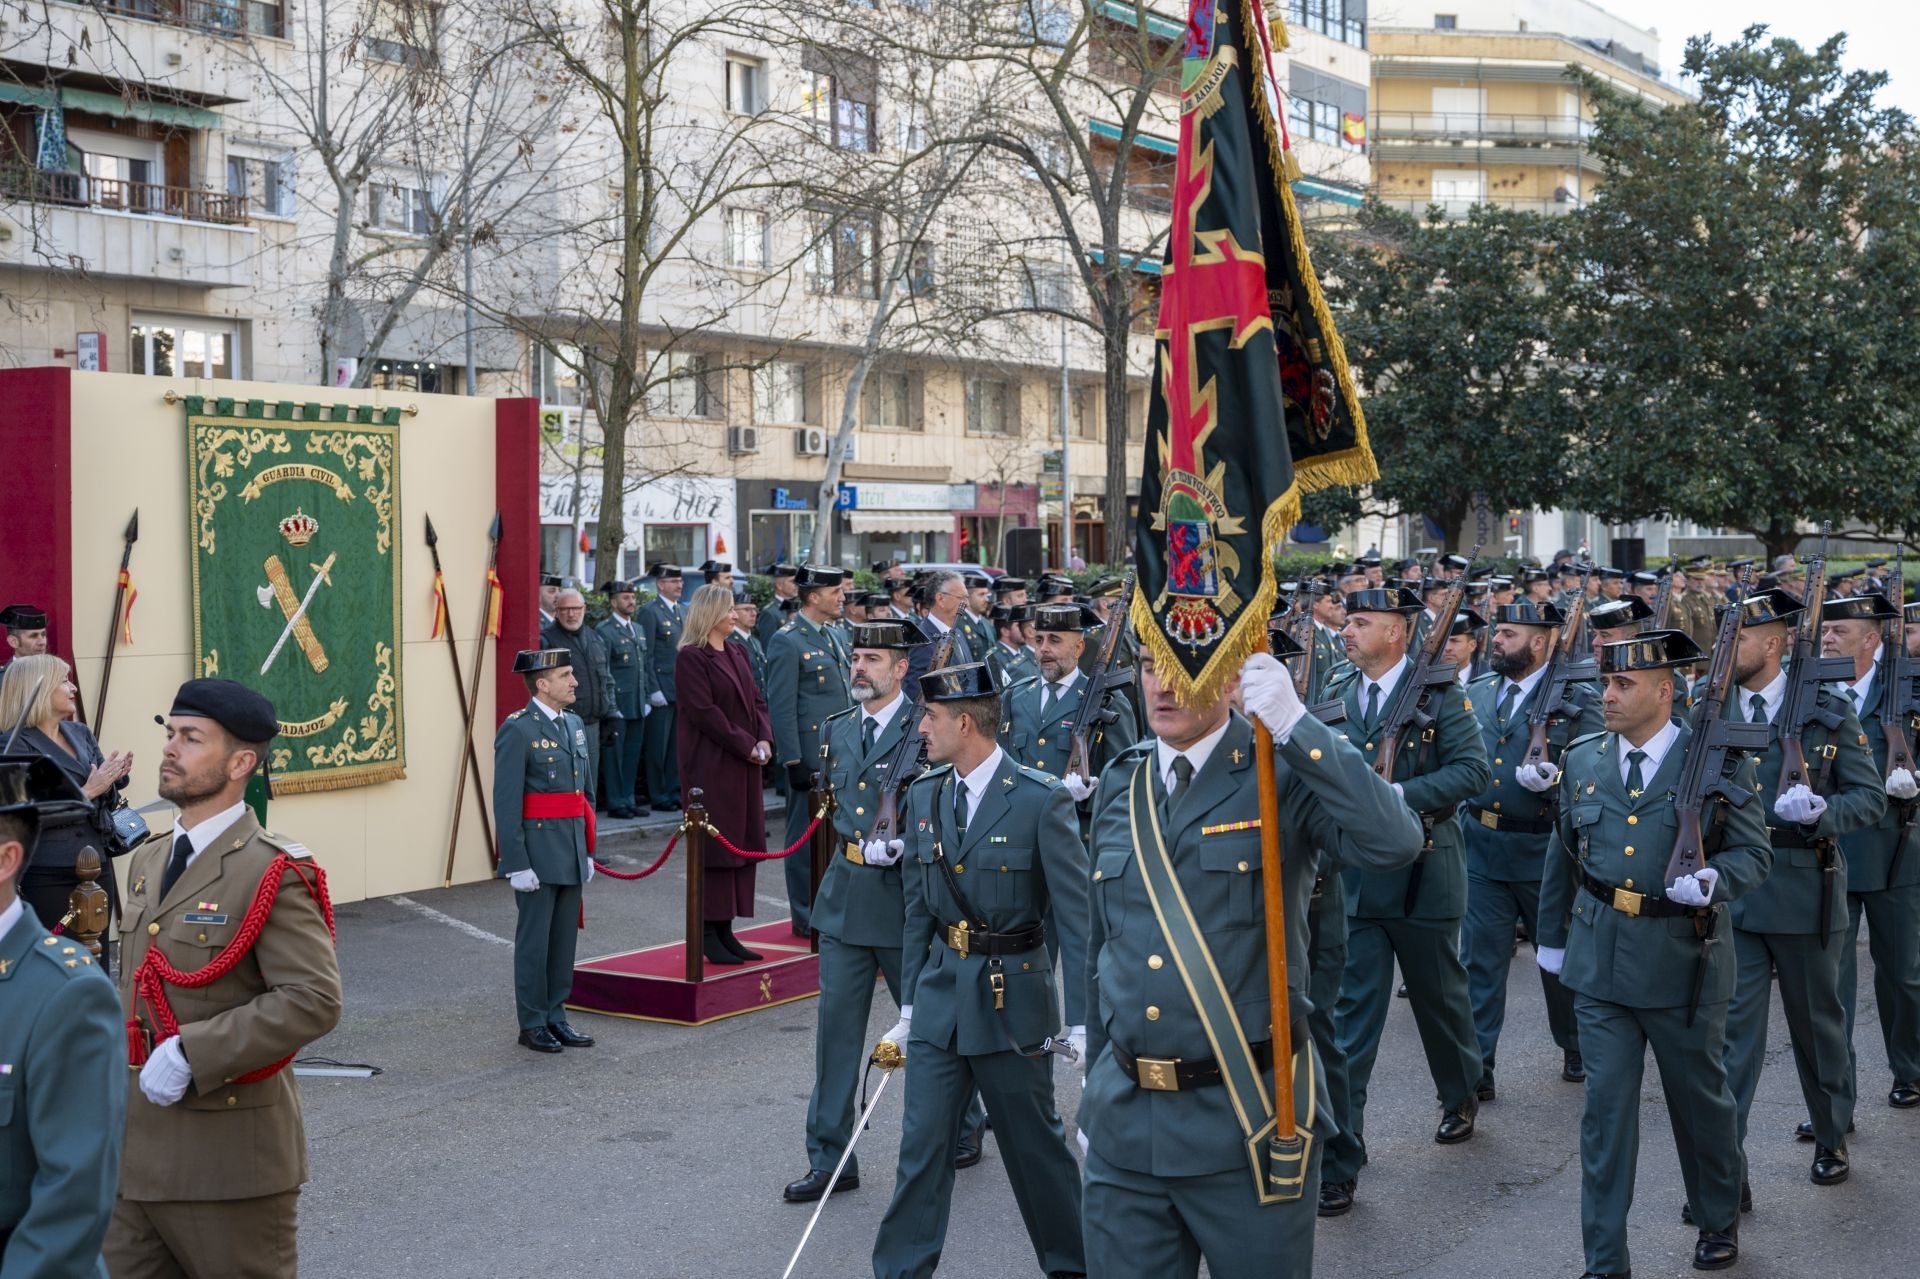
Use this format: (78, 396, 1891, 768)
(168, 678, 279, 742)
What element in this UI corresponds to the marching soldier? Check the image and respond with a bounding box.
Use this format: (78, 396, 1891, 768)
(992, 576, 1031, 609)
(595, 579, 651, 819)
(1082, 649, 1421, 1272)
(870, 663, 1088, 1279)
(0, 758, 125, 1276)
(1589, 596, 1690, 718)
(1460, 602, 1597, 1099)
(989, 604, 1039, 686)
(1443, 606, 1485, 686)
(493, 650, 597, 1054)
(1320, 586, 1491, 1214)
(1820, 592, 1920, 1111)
(638, 565, 687, 810)
(1720, 588, 1883, 1188)
(758, 564, 799, 649)
(961, 571, 997, 660)
(108, 680, 343, 1275)
(1003, 604, 1137, 798)
(767, 565, 853, 934)
(1537, 629, 1772, 1278)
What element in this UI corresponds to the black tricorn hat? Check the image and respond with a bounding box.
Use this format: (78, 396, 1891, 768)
(1865, 557, 1889, 569)
(1599, 628, 1705, 673)
(794, 564, 849, 589)
(992, 577, 1029, 595)
(699, 560, 733, 575)
(599, 579, 637, 596)
(167, 678, 280, 741)
(862, 591, 894, 610)
(1495, 601, 1566, 628)
(512, 648, 573, 675)
(1267, 619, 1304, 660)
(1032, 604, 1087, 633)
(1037, 573, 1074, 592)
(1447, 607, 1487, 637)
(1627, 570, 1663, 588)
(770, 563, 799, 579)
(0, 604, 48, 630)
(1343, 586, 1424, 615)
(539, 574, 564, 589)
(1520, 567, 1549, 584)
(871, 560, 899, 576)
(1087, 576, 1127, 598)
(1588, 596, 1655, 631)
(1595, 566, 1626, 580)
(963, 571, 992, 588)
(919, 661, 999, 702)
(1906, 602, 1920, 624)
(1357, 552, 1382, 567)
(1438, 553, 1471, 570)
(992, 603, 1035, 624)
(646, 563, 682, 581)
(851, 618, 930, 650)
(1821, 591, 1899, 623)
(1420, 576, 1451, 595)
(1724, 587, 1804, 628)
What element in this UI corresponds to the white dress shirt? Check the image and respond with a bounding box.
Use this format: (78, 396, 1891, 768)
(1358, 656, 1411, 718)
(1843, 646, 1882, 713)
(1039, 666, 1082, 711)
(0, 896, 23, 942)
(861, 690, 905, 739)
(1494, 662, 1549, 717)
(1618, 718, 1681, 787)
(953, 746, 1006, 825)
(1738, 669, 1789, 723)
(1154, 715, 1234, 795)
(172, 799, 251, 877)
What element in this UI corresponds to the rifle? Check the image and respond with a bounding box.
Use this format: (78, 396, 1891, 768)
(868, 630, 956, 844)
(1663, 565, 1771, 887)
(1374, 543, 1480, 780)
(1881, 544, 1920, 881)
(1279, 585, 1347, 724)
(1651, 558, 1681, 628)
(1520, 562, 1598, 777)
(1774, 522, 1854, 796)
(1065, 571, 1135, 785)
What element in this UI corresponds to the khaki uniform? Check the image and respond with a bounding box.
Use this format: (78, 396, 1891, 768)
(106, 813, 343, 1278)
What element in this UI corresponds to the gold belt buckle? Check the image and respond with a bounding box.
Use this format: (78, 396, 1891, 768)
(845, 841, 865, 865)
(1135, 1057, 1180, 1091)
(1612, 886, 1643, 917)
(948, 921, 970, 959)
(1479, 809, 1500, 830)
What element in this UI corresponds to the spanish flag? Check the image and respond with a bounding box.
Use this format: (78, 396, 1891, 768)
(1342, 113, 1367, 146)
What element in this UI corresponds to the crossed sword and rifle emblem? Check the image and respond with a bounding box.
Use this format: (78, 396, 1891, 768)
(256, 552, 336, 675)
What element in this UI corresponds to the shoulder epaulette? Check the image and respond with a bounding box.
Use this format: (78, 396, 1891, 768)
(1006, 675, 1040, 693)
(259, 830, 316, 859)
(823, 705, 859, 726)
(1015, 763, 1056, 786)
(506, 708, 526, 721)
(1326, 667, 1361, 690)
(908, 764, 953, 789)
(1565, 730, 1607, 753)
(1468, 671, 1500, 689)
(28, 929, 100, 974)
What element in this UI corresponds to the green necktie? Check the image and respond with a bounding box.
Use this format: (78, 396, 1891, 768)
(1365, 682, 1382, 728)
(1749, 693, 1769, 724)
(1626, 749, 1648, 797)
(1497, 682, 1520, 727)
(1167, 755, 1194, 816)
(1044, 680, 1064, 715)
(953, 780, 968, 841)
(861, 715, 877, 756)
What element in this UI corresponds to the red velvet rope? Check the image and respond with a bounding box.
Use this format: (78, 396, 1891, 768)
(701, 813, 821, 861)
(126, 855, 337, 1083)
(591, 831, 679, 880)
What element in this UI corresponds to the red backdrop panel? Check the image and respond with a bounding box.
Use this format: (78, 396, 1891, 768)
(0, 367, 76, 688)
(493, 397, 541, 727)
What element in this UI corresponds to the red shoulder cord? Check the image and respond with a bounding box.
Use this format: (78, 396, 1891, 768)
(126, 853, 338, 1084)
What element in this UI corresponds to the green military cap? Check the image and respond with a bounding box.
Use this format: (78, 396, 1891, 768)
(1495, 601, 1567, 628)
(850, 618, 930, 650)
(1588, 597, 1653, 630)
(512, 648, 573, 674)
(1820, 591, 1898, 623)
(1599, 628, 1704, 673)
(1686, 555, 1714, 571)
(1343, 586, 1423, 615)
(919, 661, 999, 702)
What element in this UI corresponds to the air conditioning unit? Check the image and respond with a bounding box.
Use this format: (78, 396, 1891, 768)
(795, 426, 828, 457)
(727, 425, 760, 456)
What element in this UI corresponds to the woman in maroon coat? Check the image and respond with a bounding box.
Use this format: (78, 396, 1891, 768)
(675, 583, 774, 965)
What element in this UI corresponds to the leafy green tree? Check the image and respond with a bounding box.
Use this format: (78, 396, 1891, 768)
(1564, 28, 1920, 560)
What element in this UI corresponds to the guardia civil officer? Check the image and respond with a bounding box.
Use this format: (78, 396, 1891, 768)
(595, 579, 651, 819)
(1460, 601, 1597, 1097)
(989, 604, 1038, 686)
(870, 663, 1088, 1279)
(1720, 587, 1882, 1188)
(1320, 586, 1491, 1213)
(493, 650, 597, 1054)
(960, 571, 997, 660)
(1002, 603, 1137, 801)
(1819, 592, 1920, 1109)
(0, 603, 49, 671)
(0, 758, 124, 1276)
(638, 565, 686, 810)
(1537, 630, 1772, 1277)
(758, 564, 799, 650)
(767, 565, 853, 934)
(1081, 649, 1421, 1275)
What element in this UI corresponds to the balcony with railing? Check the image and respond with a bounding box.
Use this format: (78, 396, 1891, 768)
(1, 163, 256, 285)
(1376, 194, 1580, 218)
(2, 165, 250, 225)
(88, 0, 285, 39)
(1372, 112, 1595, 143)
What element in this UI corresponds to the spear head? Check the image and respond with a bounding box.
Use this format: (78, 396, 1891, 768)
(488, 511, 502, 542)
(124, 509, 139, 543)
(425, 513, 439, 547)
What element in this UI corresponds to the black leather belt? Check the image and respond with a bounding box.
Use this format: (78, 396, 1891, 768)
(1577, 866, 1704, 920)
(1467, 804, 1554, 834)
(940, 919, 1046, 959)
(1769, 828, 1822, 850)
(1113, 1038, 1274, 1092)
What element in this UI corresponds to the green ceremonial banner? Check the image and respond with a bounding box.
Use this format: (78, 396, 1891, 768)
(185, 397, 406, 793)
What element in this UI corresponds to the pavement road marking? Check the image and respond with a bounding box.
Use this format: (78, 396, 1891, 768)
(390, 895, 512, 947)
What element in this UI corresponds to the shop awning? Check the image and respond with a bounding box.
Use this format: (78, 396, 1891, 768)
(845, 511, 950, 535)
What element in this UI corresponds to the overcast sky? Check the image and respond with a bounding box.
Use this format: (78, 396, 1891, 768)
(1597, 1, 1917, 116)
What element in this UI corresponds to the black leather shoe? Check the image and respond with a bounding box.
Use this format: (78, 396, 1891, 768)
(517, 1027, 563, 1054)
(1693, 1228, 1738, 1271)
(782, 1169, 857, 1202)
(1562, 1050, 1586, 1083)
(1317, 1178, 1355, 1217)
(1811, 1144, 1850, 1185)
(1435, 1098, 1478, 1145)
(1581, 1272, 1630, 1278)
(717, 922, 763, 963)
(1396, 982, 1409, 998)
(547, 1021, 594, 1048)
(1893, 1081, 1920, 1108)
(703, 924, 743, 966)
(1796, 1117, 1855, 1141)
(954, 1125, 985, 1169)
(1683, 1179, 1752, 1225)
(608, 806, 636, 820)
(1474, 1076, 1497, 1102)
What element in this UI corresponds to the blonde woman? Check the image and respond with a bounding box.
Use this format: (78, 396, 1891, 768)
(0, 655, 134, 961)
(675, 583, 773, 964)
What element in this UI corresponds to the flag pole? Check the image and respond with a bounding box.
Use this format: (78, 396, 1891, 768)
(1253, 720, 1297, 1143)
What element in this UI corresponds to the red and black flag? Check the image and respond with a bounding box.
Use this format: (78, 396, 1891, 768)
(1131, 0, 1375, 705)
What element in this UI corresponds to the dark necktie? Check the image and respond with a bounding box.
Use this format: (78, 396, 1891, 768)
(1167, 755, 1194, 815)
(1626, 749, 1648, 797)
(1749, 693, 1769, 724)
(861, 715, 877, 756)
(1497, 682, 1520, 727)
(1365, 682, 1382, 728)
(160, 831, 194, 900)
(1044, 681, 1064, 715)
(953, 781, 969, 841)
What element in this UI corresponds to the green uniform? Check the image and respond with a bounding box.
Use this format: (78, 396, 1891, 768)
(1722, 683, 1884, 1154)
(1308, 622, 1346, 701)
(1538, 726, 1772, 1276)
(596, 612, 650, 813)
(1323, 660, 1491, 1189)
(757, 593, 795, 650)
(1081, 712, 1423, 1278)
(1836, 655, 1920, 1094)
(989, 640, 1038, 688)
(767, 614, 852, 932)
(0, 904, 124, 1277)
(493, 699, 594, 1032)
(962, 611, 997, 668)
(1460, 668, 1599, 1086)
(1001, 669, 1138, 787)
(637, 595, 684, 807)
(872, 752, 1088, 1279)
(728, 628, 769, 695)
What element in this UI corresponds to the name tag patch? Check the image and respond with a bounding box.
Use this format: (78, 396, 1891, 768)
(183, 913, 230, 925)
(989, 835, 1009, 844)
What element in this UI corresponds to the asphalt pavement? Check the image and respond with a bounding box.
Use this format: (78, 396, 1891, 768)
(294, 815, 1920, 1278)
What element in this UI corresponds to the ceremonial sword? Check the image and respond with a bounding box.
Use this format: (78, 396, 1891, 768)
(781, 1041, 905, 1279)
(261, 552, 337, 674)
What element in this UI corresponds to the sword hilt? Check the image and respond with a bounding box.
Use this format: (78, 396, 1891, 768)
(870, 1040, 905, 1072)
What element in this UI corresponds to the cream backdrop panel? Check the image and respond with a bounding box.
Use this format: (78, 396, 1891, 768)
(67, 372, 500, 904)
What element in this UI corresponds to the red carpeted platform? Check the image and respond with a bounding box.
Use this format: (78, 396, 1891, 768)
(566, 920, 820, 1026)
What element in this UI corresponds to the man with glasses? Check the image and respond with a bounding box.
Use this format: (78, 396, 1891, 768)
(906, 570, 974, 696)
(541, 588, 615, 809)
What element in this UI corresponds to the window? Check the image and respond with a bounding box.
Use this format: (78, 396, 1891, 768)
(649, 352, 716, 419)
(1434, 14, 1457, 29)
(366, 0, 441, 67)
(804, 47, 876, 152)
(226, 153, 295, 218)
(906, 243, 936, 297)
(644, 524, 708, 570)
(369, 359, 444, 393)
(965, 377, 1014, 436)
(725, 206, 770, 269)
(1018, 1, 1072, 48)
(1126, 388, 1147, 442)
(1288, 67, 1368, 151)
(863, 371, 915, 430)
(1020, 263, 1073, 310)
(537, 343, 588, 409)
(808, 210, 878, 298)
(1050, 384, 1099, 440)
(1432, 168, 1486, 202)
(130, 316, 240, 379)
(368, 180, 432, 235)
(893, 108, 927, 153)
(752, 361, 808, 425)
(725, 54, 767, 114)
(1431, 87, 1486, 132)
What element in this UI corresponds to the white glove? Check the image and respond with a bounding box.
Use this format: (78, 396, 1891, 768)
(585, 859, 596, 884)
(1517, 761, 1560, 793)
(1076, 1128, 1090, 1157)
(880, 1007, 912, 1050)
(649, 690, 668, 708)
(1773, 783, 1828, 825)
(641, 702, 653, 718)
(1061, 773, 1094, 802)
(139, 1036, 193, 1106)
(1066, 1024, 1087, 1066)
(1888, 768, 1919, 800)
(1535, 946, 1565, 976)
(507, 868, 540, 892)
(861, 838, 905, 866)
(1239, 652, 1307, 744)
(1667, 866, 1719, 907)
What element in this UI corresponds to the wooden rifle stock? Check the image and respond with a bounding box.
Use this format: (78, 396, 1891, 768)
(1663, 565, 1759, 884)
(1521, 564, 1596, 773)
(1065, 571, 1136, 784)
(1373, 545, 1481, 780)
(1772, 521, 1841, 798)
(868, 630, 956, 843)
